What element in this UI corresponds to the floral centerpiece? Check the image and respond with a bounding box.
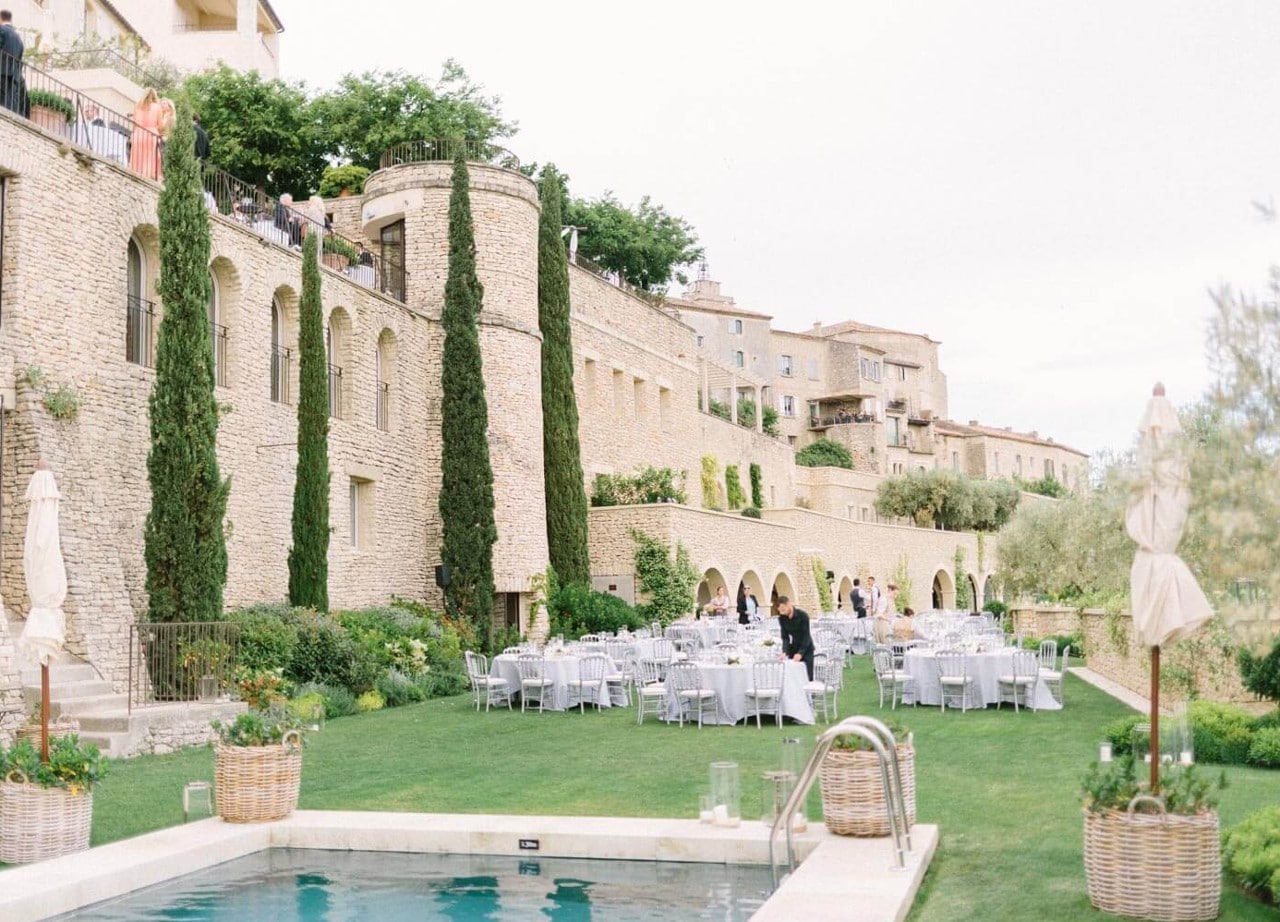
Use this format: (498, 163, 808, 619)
(819, 720, 914, 836)
(0, 735, 107, 863)
(211, 707, 305, 823)
(1081, 756, 1224, 921)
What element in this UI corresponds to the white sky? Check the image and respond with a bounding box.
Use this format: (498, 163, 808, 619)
(272, 0, 1280, 456)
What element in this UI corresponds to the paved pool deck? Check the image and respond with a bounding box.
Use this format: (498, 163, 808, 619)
(0, 810, 937, 921)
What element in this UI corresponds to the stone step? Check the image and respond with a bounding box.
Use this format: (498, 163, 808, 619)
(23, 679, 115, 702)
(73, 713, 134, 733)
(76, 731, 131, 759)
(19, 662, 103, 686)
(49, 693, 130, 719)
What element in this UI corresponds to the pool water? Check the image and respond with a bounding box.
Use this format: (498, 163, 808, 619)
(51, 848, 774, 921)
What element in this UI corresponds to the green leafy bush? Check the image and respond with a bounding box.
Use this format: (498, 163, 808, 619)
(590, 467, 687, 506)
(725, 464, 745, 509)
(547, 582, 639, 637)
(211, 707, 302, 747)
(749, 463, 764, 507)
(295, 682, 359, 719)
(1104, 713, 1148, 756)
(1247, 727, 1280, 768)
(287, 691, 327, 725)
(287, 612, 380, 693)
(229, 604, 300, 672)
(631, 530, 698, 626)
(1223, 805, 1280, 904)
(376, 669, 430, 707)
(1081, 756, 1224, 815)
(796, 439, 853, 469)
(740, 506, 762, 518)
(356, 690, 386, 713)
(1190, 700, 1256, 765)
(318, 163, 371, 197)
(1253, 709, 1280, 732)
(0, 735, 107, 793)
(27, 89, 76, 122)
(982, 599, 1008, 618)
(1240, 637, 1280, 706)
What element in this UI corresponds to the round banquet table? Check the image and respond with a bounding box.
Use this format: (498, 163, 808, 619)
(491, 653, 613, 711)
(662, 660, 814, 725)
(903, 648, 1060, 710)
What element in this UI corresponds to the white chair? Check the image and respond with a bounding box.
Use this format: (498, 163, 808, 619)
(517, 654, 554, 713)
(464, 651, 512, 712)
(872, 647, 916, 709)
(937, 650, 976, 713)
(1038, 639, 1058, 673)
(605, 654, 631, 707)
(849, 619, 870, 656)
(667, 662, 719, 728)
(745, 660, 785, 728)
(635, 656, 668, 725)
(565, 653, 609, 713)
(805, 654, 841, 722)
(1040, 645, 1069, 705)
(997, 650, 1040, 712)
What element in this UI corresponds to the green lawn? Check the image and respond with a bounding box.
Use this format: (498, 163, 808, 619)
(91, 660, 1278, 921)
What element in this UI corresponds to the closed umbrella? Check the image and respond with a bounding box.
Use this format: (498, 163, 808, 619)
(17, 461, 68, 762)
(1124, 384, 1213, 790)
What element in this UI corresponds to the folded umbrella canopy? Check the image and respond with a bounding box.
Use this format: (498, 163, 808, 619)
(1124, 385, 1213, 789)
(17, 463, 67, 762)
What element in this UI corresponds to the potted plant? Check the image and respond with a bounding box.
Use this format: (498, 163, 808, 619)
(179, 635, 233, 701)
(211, 707, 304, 823)
(16, 699, 79, 747)
(318, 164, 371, 199)
(0, 735, 107, 863)
(1081, 756, 1223, 921)
(818, 720, 914, 836)
(27, 89, 76, 134)
(321, 233, 360, 272)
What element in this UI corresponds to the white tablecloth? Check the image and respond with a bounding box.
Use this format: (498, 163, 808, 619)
(663, 661, 814, 725)
(491, 654, 613, 711)
(347, 264, 376, 287)
(666, 621, 727, 649)
(903, 649, 1060, 710)
(252, 220, 292, 248)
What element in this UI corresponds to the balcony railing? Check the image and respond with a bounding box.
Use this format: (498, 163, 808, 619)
(29, 46, 157, 87)
(328, 363, 344, 419)
(809, 413, 878, 430)
(376, 381, 391, 431)
(2, 51, 406, 302)
(378, 138, 521, 171)
(211, 322, 229, 387)
(128, 621, 240, 712)
(271, 346, 291, 404)
(571, 251, 664, 306)
(126, 295, 155, 367)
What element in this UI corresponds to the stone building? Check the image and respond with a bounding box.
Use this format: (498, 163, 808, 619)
(0, 53, 1084, 740)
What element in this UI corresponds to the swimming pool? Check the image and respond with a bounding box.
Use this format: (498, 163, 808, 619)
(50, 849, 774, 921)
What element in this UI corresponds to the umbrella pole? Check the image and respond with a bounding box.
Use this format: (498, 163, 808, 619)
(1150, 646, 1160, 794)
(40, 662, 50, 763)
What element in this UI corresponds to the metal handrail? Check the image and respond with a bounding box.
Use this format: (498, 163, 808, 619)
(768, 715, 913, 888)
(378, 139, 522, 171)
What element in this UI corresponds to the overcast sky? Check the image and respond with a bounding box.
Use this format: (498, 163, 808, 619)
(273, 0, 1280, 456)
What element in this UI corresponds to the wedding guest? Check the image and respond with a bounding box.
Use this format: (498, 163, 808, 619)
(130, 88, 166, 180)
(192, 113, 210, 161)
(778, 596, 816, 680)
(0, 10, 29, 118)
(704, 585, 730, 618)
(872, 583, 898, 644)
(893, 606, 916, 641)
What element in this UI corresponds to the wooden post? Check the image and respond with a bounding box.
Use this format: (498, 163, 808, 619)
(40, 662, 50, 763)
(1150, 646, 1160, 793)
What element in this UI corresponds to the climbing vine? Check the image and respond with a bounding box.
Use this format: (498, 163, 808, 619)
(954, 546, 971, 611)
(892, 554, 912, 612)
(725, 464, 746, 510)
(700, 455, 723, 510)
(631, 529, 698, 625)
(812, 558, 834, 612)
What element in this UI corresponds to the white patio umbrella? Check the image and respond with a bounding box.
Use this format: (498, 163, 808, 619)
(1124, 384, 1213, 791)
(17, 461, 68, 762)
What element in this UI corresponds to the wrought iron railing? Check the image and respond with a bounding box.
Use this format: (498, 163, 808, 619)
(328, 363, 344, 419)
(571, 251, 665, 306)
(128, 621, 240, 712)
(271, 346, 291, 404)
(809, 413, 878, 429)
(29, 46, 156, 87)
(3, 52, 406, 303)
(376, 381, 391, 431)
(378, 138, 521, 171)
(126, 295, 155, 367)
(211, 321, 229, 387)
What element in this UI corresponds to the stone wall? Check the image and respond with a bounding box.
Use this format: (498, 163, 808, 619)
(1079, 609, 1253, 705)
(1010, 605, 1081, 639)
(794, 465, 882, 520)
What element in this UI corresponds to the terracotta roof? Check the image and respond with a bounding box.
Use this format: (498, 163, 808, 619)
(934, 419, 1088, 457)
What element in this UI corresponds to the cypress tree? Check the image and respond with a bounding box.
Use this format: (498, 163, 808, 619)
(288, 232, 330, 610)
(144, 100, 229, 623)
(538, 167, 591, 587)
(439, 153, 497, 639)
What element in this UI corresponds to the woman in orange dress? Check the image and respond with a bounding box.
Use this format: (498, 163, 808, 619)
(130, 88, 167, 181)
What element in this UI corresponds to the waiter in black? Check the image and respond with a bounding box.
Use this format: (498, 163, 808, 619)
(0, 10, 29, 117)
(777, 596, 816, 680)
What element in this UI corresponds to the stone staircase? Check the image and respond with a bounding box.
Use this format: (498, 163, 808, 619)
(19, 653, 244, 758)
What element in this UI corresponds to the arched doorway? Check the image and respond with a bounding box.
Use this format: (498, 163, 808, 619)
(931, 569, 955, 611)
(836, 576, 854, 611)
(696, 567, 729, 608)
(967, 575, 979, 613)
(983, 576, 998, 607)
(738, 569, 767, 613)
(770, 571, 797, 616)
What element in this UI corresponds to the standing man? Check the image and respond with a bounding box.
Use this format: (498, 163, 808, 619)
(852, 578, 867, 619)
(192, 113, 210, 161)
(0, 10, 29, 117)
(872, 582, 898, 644)
(866, 576, 882, 617)
(777, 596, 816, 680)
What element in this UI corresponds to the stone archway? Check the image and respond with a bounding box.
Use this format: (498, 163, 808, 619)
(697, 567, 729, 607)
(836, 576, 854, 612)
(983, 576, 998, 606)
(931, 569, 955, 610)
(770, 570, 797, 616)
(738, 569, 767, 613)
(967, 575, 979, 613)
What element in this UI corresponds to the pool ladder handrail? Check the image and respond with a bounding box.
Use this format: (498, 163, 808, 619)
(768, 715, 913, 888)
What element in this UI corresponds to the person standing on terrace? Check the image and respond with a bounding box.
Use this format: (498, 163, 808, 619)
(0, 10, 29, 118)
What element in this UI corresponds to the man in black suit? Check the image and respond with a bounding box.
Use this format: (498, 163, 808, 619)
(778, 595, 816, 680)
(0, 10, 29, 117)
(852, 578, 867, 618)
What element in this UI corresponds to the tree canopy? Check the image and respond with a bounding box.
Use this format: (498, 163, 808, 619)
(565, 192, 703, 292)
(874, 470, 1020, 531)
(795, 438, 854, 469)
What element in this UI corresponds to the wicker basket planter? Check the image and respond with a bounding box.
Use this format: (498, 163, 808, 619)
(214, 730, 302, 823)
(16, 718, 80, 747)
(0, 770, 93, 864)
(1083, 797, 1221, 922)
(819, 741, 916, 837)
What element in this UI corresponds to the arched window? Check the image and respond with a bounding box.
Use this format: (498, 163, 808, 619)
(326, 309, 350, 420)
(125, 237, 153, 366)
(207, 271, 227, 387)
(270, 297, 289, 403)
(375, 328, 397, 432)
